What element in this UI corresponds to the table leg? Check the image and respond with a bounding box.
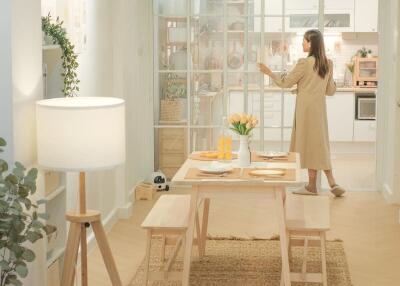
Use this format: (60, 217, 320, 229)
(181, 186, 198, 286)
(200, 198, 210, 256)
(275, 187, 291, 286)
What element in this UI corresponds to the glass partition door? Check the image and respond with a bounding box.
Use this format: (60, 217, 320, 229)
(153, 0, 323, 179)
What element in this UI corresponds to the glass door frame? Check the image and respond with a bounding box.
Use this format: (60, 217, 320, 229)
(153, 0, 326, 167)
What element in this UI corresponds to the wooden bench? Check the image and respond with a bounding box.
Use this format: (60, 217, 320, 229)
(284, 195, 330, 286)
(141, 195, 201, 285)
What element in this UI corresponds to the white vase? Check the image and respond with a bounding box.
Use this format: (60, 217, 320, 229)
(238, 135, 251, 167)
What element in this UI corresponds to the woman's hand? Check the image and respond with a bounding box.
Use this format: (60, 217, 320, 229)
(257, 63, 272, 76)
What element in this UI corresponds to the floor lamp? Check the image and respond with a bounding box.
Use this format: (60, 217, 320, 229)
(36, 97, 125, 286)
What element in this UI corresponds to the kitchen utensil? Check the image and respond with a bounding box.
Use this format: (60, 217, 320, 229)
(228, 42, 243, 69)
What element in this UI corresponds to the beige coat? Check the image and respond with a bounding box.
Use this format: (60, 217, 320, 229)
(271, 56, 336, 170)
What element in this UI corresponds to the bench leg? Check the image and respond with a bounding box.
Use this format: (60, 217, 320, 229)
(144, 230, 152, 286)
(320, 232, 328, 286)
(161, 234, 166, 263)
(182, 188, 199, 286)
(301, 238, 309, 281)
(195, 211, 202, 257)
(200, 198, 210, 257)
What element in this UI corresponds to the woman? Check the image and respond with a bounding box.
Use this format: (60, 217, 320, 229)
(258, 29, 345, 197)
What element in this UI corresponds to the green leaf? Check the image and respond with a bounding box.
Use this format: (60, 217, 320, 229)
(38, 213, 50, 220)
(31, 220, 44, 230)
(22, 249, 35, 262)
(15, 264, 28, 278)
(26, 231, 43, 243)
(5, 174, 18, 185)
(36, 199, 47, 205)
(7, 277, 23, 286)
(0, 260, 10, 271)
(0, 159, 8, 173)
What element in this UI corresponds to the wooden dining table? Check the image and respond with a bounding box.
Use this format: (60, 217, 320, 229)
(171, 152, 303, 286)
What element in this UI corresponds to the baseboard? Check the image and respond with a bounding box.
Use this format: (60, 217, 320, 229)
(382, 183, 397, 203)
(117, 201, 133, 219)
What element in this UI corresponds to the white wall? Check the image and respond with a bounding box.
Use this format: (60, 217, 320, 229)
(0, 0, 14, 164)
(0, 0, 46, 284)
(49, 0, 154, 220)
(112, 0, 154, 199)
(377, 0, 400, 203)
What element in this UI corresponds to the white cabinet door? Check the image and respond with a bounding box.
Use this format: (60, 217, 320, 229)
(254, 17, 283, 32)
(284, 93, 296, 127)
(254, 0, 283, 15)
(355, 0, 378, 32)
(326, 93, 354, 141)
(286, 0, 318, 11)
(354, 121, 376, 142)
(325, 0, 354, 10)
(266, 0, 283, 15)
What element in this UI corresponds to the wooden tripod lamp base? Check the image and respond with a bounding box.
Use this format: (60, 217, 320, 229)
(60, 172, 122, 286)
(61, 210, 122, 286)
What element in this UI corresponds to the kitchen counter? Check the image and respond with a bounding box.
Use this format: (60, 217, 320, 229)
(228, 85, 377, 93)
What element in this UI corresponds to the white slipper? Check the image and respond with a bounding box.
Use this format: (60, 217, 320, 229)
(293, 186, 318, 196)
(331, 185, 346, 197)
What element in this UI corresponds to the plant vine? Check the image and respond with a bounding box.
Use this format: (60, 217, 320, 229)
(41, 14, 80, 97)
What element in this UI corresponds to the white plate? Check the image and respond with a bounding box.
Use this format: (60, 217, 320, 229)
(249, 169, 285, 176)
(258, 151, 289, 158)
(199, 165, 233, 174)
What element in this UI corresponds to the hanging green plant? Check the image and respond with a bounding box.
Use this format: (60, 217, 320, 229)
(42, 14, 80, 97)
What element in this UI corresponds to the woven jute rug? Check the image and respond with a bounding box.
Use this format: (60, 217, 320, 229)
(129, 237, 352, 286)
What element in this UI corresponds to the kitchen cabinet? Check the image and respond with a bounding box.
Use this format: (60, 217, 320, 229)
(355, 0, 378, 32)
(254, 0, 283, 15)
(325, 0, 354, 10)
(284, 93, 296, 127)
(264, 128, 291, 141)
(254, 17, 284, 33)
(285, 0, 318, 11)
(326, 93, 354, 141)
(354, 120, 376, 142)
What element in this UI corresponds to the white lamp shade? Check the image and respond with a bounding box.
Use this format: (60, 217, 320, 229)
(36, 97, 126, 171)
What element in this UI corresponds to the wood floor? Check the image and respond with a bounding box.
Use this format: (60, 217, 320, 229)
(85, 189, 400, 286)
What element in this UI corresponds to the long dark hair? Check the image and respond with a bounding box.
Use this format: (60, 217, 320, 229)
(304, 29, 329, 78)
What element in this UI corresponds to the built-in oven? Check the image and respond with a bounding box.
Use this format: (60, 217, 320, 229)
(355, 93, 376, 120)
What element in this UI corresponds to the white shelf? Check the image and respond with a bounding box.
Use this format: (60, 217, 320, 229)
(46, 247, 65, 268)
(45, 185, 66, 202)
(43, 45, 60, 50)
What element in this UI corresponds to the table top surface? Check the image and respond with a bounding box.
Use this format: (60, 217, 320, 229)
(172, 152, 303, 186)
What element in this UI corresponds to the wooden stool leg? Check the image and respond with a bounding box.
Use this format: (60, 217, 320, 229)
(91, 220, 122, 286)
(320, 232, 328, 286)
(144, 230, 152, 286)
(61, 222, 81, 286)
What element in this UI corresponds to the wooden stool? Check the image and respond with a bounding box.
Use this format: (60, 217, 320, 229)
(284, 195, 330, 286)
(141, 195, 201, 285)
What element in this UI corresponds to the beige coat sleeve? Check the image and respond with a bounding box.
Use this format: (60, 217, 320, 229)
(270, 58, 306, 88)
(326, 60, 336, 96)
